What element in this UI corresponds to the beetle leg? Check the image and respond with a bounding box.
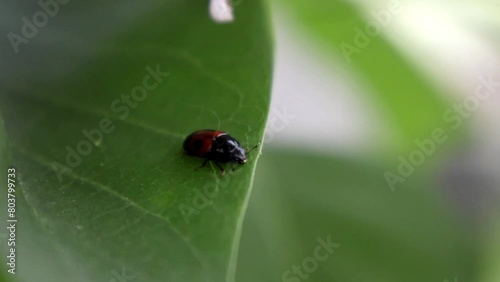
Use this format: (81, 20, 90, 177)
(196, 159, 209, 170)
(214, 162, 225, 175)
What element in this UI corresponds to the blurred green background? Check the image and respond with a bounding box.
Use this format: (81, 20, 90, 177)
(237, 0, 499, 281)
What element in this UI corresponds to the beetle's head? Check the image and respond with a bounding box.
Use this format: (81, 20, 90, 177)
(231, 147, 247, 164)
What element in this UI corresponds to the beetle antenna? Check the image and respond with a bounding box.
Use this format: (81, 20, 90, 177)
(246, 143, 259, 153)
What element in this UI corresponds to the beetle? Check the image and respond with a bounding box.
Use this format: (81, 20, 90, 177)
(183, 129, 257, 175)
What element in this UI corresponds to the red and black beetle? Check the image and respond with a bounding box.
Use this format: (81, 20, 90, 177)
(183, 129, 257, 175)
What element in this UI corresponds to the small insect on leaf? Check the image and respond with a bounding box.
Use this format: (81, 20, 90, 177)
(183, 129, 257, 175)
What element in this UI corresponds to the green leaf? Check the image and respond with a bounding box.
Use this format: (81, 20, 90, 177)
(237, 150, 475, 282)
(0, 0, 272, 281)
(274, 0, 453, 152)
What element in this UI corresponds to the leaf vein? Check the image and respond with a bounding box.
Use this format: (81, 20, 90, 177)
(12, 144, 207, 269)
